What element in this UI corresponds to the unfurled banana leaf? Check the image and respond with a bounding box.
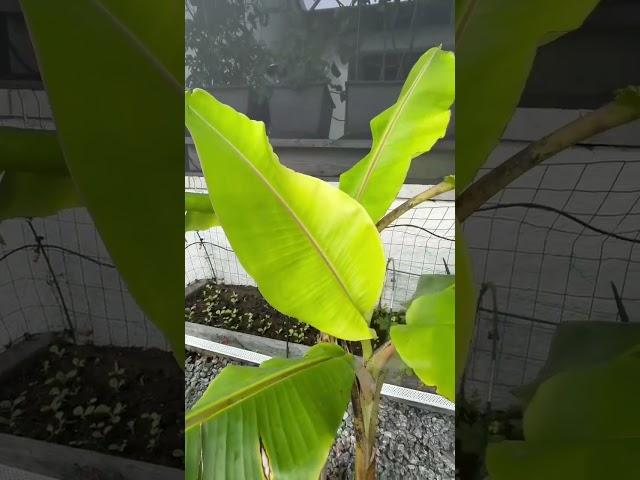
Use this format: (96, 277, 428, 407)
(0, 170, 80, 222)
(20, 0, 184, 361)
(391, 281, 455, 401)
(456, 0, 600, 191)
(185, 191, 218, 232)
(487, 344, 640, 479)
(186, 343, 355, 480)
(339, 46, 454, 222)
(185, 89, 385, 340)
(0, 128, 66, 173)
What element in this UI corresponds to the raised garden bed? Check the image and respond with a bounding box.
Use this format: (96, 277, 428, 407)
(185, 280, 406, 355)
(0, 338, 183, 470)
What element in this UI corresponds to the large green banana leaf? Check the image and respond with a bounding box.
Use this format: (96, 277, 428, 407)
(339, 46, 454, 222)
(456, 0, 600, 192)
(456, 221, 476, 388)
(487, 344, 640, 479)
(185, 89, 385, 340)
(0, 170, 80, 221)
(0, 128, 66, 173)
(513, 321, 640, 405)
(185, 191, 218, 232)
(186, 343, 355, 480)
(20, 1, 184, 361)
(391, 281, 455, 401)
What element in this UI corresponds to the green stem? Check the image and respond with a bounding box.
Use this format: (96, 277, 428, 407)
(376, 181, 454, 232)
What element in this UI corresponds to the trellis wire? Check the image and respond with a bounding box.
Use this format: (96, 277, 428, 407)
(463, 144, 640, 409)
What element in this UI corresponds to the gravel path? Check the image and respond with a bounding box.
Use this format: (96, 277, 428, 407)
(185, 352, 455, 480)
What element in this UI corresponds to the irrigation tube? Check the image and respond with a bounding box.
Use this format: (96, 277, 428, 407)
(185, 334, 455, 414)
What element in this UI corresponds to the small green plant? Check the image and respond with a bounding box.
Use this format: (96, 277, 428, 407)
(0, 392, 26, 429)
(142, 412, 163, 451)
(185, 46, 455, 479)
(108, 362, 126, 392)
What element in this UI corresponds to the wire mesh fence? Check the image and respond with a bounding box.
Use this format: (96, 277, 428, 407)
(185, 176, 456, 309)
(0, 87, 167, 353)
(463, 141, 640, 408)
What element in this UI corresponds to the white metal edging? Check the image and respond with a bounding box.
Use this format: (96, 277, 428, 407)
(185, 335, 455, 414)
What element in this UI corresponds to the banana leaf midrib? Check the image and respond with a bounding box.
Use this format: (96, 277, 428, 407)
(353, 49, 438, 202)
(185, 350, 347, 430)
(188, 103, 364, 317)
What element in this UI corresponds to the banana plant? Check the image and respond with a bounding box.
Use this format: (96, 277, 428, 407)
(185, 46, 455, 479)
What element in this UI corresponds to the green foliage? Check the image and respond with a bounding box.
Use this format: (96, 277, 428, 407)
(0, 171, 79, 222)
(455, 222, 476, 388)
(185, 192, 218, 232)
(513, 321, 640, 405)
(270, 0, 337, 88)
(339, 47, 455, 222)
(487, 343, 640, 479)
(0, 129, 78, 221)
(185, 0, 271, 96)
(456, 0, 600, 191)
(20, 0, 184, 362)
(615, 85, 640, 110)
(185, 343, 355, 480)
(0, 128, 66, 173)
(391, 278, 455, 401)
(185, 89, 385, 341)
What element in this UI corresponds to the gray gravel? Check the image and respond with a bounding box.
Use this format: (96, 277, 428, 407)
(185, 352, 454, 480)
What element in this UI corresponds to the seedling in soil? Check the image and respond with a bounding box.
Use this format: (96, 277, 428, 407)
(108, 440, 128, 452)
(46, 410, 66, 437)
(108, 362, 126, 391)
(0, 392, 26, 428)
(142, 412, 163, 451)
(72, 357, 86, 368)
(49, 345, 66, 358)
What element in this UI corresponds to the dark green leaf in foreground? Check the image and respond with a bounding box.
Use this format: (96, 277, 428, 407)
(391, 280, 455, 401)
(513, 321, 640, 405)
(487, 343, 640, 479)
(20, 0, 184, 361)
(456, 0, 600, 191)
(0, 128, 66, 173)
(456, 222, 476, 390)
(0, 171, 80, 222)
(186, 343, 355, 480)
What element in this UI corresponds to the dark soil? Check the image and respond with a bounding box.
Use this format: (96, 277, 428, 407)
(185, 281, 405, 355)
(0, 341, 183, 469)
